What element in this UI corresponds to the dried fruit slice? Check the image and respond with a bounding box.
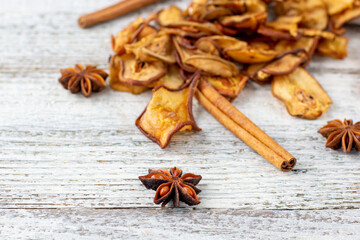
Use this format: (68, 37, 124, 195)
(119, 54, 168, 86)
(219, 12, 267, 31)
(157, 5, 185, 26)
(174, 36, 239, 77)
(317, 36, 348, 59)
(266, 15, 302, 37)
(136, 72, 201, 148)
(272, 67, 332, 119)
(246, 50, 307, 83)
(111, 17, 146, 55)
(109, 55, 148, 94)
(330, 7, 360, 32)
(203, 74, 248, 99)
(149, 65, 186, 90)
(323, 0, 354, 16)
(225, 46, 277, 64)
(125, 32, 176, 64)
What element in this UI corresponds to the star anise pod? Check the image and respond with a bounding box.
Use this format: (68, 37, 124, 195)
(139, 167, 202, 208)
(318, 119, 360, 153)
(59, 64, 108, 97)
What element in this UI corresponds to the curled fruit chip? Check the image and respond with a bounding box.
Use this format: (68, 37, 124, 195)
(174, 36, 239, 77)
(245, 50, 307, 83)
(149, 65, 186, 90)
(119, 54, 168, 86)
(317, 36, 348, 59)
(111, 17, 146, 55)
(225, 44, 277, 64)
(203, 74, 248, 99)
(125, 32, 176, 64)
(323, 0, 354, 16)
(272, 67, 332, 120)
(330, 6, 360, 32)
(157, 5, 185, 26)
(266, 15, 302, 37)
(136, 72, 201, 148)
(109, 55, 148, 94)
(219, 12, 267, 31)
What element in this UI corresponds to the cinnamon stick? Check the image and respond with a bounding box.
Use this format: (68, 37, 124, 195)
(196, 81, 296, 171)
(78, 0, 163, 28)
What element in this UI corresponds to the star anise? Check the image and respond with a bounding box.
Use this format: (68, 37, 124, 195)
(318, 119, 360, 153)
(59, 64, 108, 97)
(139, 167, 202, 208)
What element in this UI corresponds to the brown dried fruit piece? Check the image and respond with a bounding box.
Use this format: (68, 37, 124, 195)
(119, 54, 168, 86)
(109, 55, 148, 94)
(125, 32, 176, 64)
(330, 6, 360, 34)
(136, 72, 201, 149)
(149, 65, 186, 90)
(266, 15, 302, 37)
(203, 74, 248, 99)
(174, 36, 239, 77)
(111, 17, 146, 55)
(139, 167, 202, 208)
(317, 36, 348, 59)
(219, 12, 267, 31)
(272, 67, 332, 120)
(245, 50, 308, 83)
(157, 5, 185, 26)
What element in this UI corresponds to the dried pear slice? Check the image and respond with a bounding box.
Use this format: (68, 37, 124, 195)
(202, 7, 233, 20)
(225, 47, 277, 64)
(317, 36, 348, 59)
(166, 21, 222, 35)
(149, 65, 186, 90)
(323, 0, 354, 16)
(219, 12, 267, 31)
(272, 67, 332, 120)
(125, 32, 176, 64)
(197, 35, 247, 50)
(203, 74, 248, 99)
(111, 17, 146, 55)
(109, 55, 148, 94)
(119, 54, 168, 86)
(136, 72, 201, 149)
(174, 36, 238, 77)
(330, 7, 360, 31)
(266, 15, 303, 37)
(157, 5, 185, 26)
(246, 51, 307, 83)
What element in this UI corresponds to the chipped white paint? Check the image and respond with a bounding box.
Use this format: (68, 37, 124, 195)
(0, 0, 360, 238)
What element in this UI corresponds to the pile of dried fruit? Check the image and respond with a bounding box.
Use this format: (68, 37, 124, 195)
(107, 0, 360, 149)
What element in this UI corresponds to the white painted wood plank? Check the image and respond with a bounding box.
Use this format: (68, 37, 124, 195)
(0, 0, 360, 211)
(0, 209, 359, 240)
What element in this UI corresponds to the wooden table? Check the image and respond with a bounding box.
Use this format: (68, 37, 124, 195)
(1, 0, 360, 239)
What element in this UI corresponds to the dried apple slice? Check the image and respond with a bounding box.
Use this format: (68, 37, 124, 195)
(203, 74, 248, 99)
(149, 65, 186, 90)
(323, 0, 354, 16)
(219, 12, 267, 31)
(197, 35, 247, 50)
(136, 72, 201, 148)
(330, 7, 360, 32)
(119, 54, 168, 86)
(125, 32, 176, 64)
(157, 5, 185, 26)
(317, 36, 348, 59)
(272, 67, 332, 120)
(246, 50, 307, 83)
(111, 17, 146, 55)
(225, 46, 277, 64)
(109, 55, 148, 94)
(266, 15, 302, 37)
(174, 36, 239, 77)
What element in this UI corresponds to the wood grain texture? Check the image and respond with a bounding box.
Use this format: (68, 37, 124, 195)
(1, 209, 360, 240)
(0, 0, 360, 213)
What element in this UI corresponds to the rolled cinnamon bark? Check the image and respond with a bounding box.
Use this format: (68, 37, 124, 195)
(196, 81, 296, 171)
(78, 0, 163, 28)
